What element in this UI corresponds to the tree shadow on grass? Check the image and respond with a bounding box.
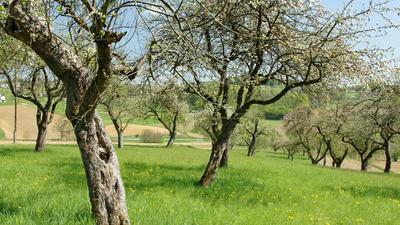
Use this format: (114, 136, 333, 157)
(123, 162, 280, 207)
(0, 201, 20, 216)
(123, 162, 202, 188)
(324, 185, 400, 200)
(48, 160, 282, 209)
(0, 147, 33, 157)
(47, 160, 86, 188)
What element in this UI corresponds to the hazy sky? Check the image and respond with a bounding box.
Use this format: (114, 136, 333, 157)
(321, 0, 400, 58)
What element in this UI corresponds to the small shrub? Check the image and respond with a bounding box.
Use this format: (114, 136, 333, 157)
(392, 150, 399, 162)
(141, 129, 164, 143)
(55, 119, 74, 141)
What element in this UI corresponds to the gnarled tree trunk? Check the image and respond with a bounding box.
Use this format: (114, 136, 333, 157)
(74, 113, 130, 225)
(3, 3, 132, 223)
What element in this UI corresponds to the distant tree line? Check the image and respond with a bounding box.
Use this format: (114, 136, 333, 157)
(280, 86, 400, 173)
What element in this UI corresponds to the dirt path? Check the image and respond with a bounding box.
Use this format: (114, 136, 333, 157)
(370, 161, 400, 174)
(318, 157, 400, 174)
(0, 140, 211, 148)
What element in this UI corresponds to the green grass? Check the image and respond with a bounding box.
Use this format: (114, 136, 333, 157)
(0, 88, 40, 107)
(0, 88, 12, 105)
(0, 128, 4, 140)
(261, 119, 283, 128)
(1, 145, 400, 225)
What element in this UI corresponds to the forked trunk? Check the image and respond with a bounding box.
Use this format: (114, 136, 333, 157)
(35, 122, 48, 152)
(73, 114, 130, 225)
(117, 130, 124, 149)
(330, 148, 348, 169)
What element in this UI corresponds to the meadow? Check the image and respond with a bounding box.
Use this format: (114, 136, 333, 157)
(0, 145, 399, 225)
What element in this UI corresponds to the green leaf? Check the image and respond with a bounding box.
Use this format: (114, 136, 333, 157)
(56, 5, 63, 13)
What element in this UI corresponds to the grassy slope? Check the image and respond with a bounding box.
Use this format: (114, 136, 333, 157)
(1, 145, 400, 225)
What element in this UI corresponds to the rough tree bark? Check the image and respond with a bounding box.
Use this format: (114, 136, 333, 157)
(74, 113, 129, 225)
(3, 2, 131, 224)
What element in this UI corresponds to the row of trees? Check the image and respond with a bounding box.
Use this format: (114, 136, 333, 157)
(0, 0, 396, 224)
(0, 57, 189, 150)
(282, 86, 400, 172)
(100, 78, 188, 149)
(149, 0, 385, 187)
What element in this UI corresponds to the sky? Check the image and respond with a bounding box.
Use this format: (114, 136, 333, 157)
(124, 1, 400, 60)
(321, 0, 400, 58)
